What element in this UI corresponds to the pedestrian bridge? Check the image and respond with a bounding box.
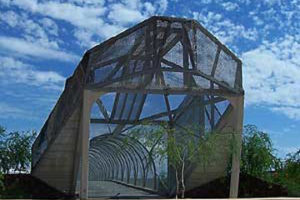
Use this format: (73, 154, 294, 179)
(31, 16, 244, 199)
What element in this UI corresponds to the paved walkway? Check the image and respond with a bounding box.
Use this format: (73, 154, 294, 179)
(88, 181, 159, 198)
(89, 197, 300, 200)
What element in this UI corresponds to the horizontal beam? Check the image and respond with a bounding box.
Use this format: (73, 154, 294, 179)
(160, 64, 238, 93)
(91, 118, 168, 125)
(88, 86, 243, 97)
(86, 66, 243, 95)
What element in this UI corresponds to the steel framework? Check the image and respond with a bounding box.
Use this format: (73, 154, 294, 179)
(31, 16, 244, 199)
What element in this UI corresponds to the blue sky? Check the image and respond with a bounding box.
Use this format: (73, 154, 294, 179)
(0, 0, 299, 157)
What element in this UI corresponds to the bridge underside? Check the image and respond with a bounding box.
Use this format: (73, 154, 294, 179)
(31, 16, 244, 199)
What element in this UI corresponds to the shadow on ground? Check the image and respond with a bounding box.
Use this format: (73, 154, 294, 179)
(1, 173, 288, 199)
(185, 173, 288, 198)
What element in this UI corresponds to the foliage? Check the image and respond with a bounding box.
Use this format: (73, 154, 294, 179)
(0, 125, 36, 174)
(273, 150, 300, 196)
(282, 150, 300, 196)
(241, 125, 280, 181)
(0, 126, 5, 190)
(240, 124, 300, 196)
(0, 166, 3, 191)
(127, 123, 223, 198)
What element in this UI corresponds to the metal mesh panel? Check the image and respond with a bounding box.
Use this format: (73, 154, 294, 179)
(196, 30, 218, 75)
(140, 94, 167, 119)
(89, 26, 146, 68)
(86, 17, 242, 93)
(100, 93, 115, 115)
(121, 93, 136, 120)
(193, 75, 210, 88)
(168, 94, 185, 110)
(214, 50, 238, 88)
(215, 100, 230, 115)
(91, 103, 104, 119)
(90, 124, 116, 138)
(114, 93, 127, 119)
(163, 72, 184, 87)
(164, 41, 183, 67)
(176, 97, 201, 126)
(130, 93, 145, 120)
(93, 63, 116, 83)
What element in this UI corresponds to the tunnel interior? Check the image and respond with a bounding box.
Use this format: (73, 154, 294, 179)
(83, 92, 232, 198)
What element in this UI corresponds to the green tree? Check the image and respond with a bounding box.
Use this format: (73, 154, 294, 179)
(127, 123, 221, 198)
(275, 150, 300, 196)
(241, 125, 280, 180)
(0, 126, 36, 174)
(239, 125, 300, 196)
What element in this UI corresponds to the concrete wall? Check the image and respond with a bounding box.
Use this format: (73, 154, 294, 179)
(31, 109, 81, 194)
(185, 106, 240, 191)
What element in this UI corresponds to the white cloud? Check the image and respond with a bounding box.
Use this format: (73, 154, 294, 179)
(262, 0, 281, 6)
(252, 15, 264, 26)
(108, 3, 145, 25)
(5, 0, 107, 36)
(3, 0, 169, 48)
(199, 0, 212, 4)
(192, 11, 258, 45)
(68, 0, 105, 6)
(242, 34, 300, 120)
(271, 107, 300, 121)
(0, 10, 18, 26)
(249, 1, 298, 40)
(0, 36, 79, 62)
(0, 56, 65, 89)
(73, 29, 97, 48)
(191, 1, 298, 48)
(35, 2, 107, 29)
(155, 0, 168, 14)
(221, 2, 239, 11)
(0, 102, 28, 119)
(107, 0, 168, 30)
(3, 0, 108, 45)
(0, 10, 61, 49)
(39, 17, 59, 36)
(144, 2, 156, 15)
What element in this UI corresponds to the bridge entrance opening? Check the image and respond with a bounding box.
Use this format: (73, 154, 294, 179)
(32, 16, 244, 199)
(81, 91, 233, 198)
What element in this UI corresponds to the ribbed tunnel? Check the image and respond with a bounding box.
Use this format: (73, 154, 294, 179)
(89, 134, 157, 188)
(87, 133, 159, 197)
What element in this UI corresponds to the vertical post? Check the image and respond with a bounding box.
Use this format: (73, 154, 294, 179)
(199, 95, 205, 135)
(229, 95, 244, 198)
(80, 89, 94, 200)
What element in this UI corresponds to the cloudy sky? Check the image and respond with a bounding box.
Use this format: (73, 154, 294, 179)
(0, 0, 299, 157)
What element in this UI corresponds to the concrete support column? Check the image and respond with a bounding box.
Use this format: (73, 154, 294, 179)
(229, 95, 244, 198)
(79, 90, 104, 200)
(79, 90, 95, 200)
